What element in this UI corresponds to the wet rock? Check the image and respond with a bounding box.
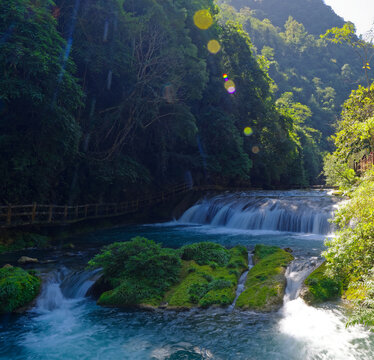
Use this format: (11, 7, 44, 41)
(17, 256, 38, 264)
(283, 247, 293, 253)
(40, 259, 57, 264)
(2, 264, 13, 269)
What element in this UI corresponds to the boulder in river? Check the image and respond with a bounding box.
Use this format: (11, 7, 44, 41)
(17, 256, 38, 264)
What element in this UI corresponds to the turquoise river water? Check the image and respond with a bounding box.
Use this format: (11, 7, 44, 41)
(1, 190, 374, 360)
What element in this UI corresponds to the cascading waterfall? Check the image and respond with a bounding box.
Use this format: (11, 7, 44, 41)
(179, 190, 338, 234)
(35, 268, 101, 313)
(283, 258, 320, 303)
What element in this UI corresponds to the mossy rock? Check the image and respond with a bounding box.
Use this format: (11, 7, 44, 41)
(0, 266, 41, 313)
(93, 242, 248, 310)
(162, 246, 248, 309)
(235, 244, 294, 312)
(300, 262, 342, 304)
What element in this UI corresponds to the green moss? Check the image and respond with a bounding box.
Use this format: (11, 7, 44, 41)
(93, 242, 249, 310)
(0, 267, 41, 313)
(181, 242, 231, 266)
(301, 262, 342, 304)
(236, 245, 293, 311)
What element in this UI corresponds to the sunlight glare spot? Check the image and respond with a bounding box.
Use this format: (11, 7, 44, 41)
(193, 10, 213, 30)
(207, 40, 221, 54)
(244, 127, 253, 136)
(252, 146, 260, 154)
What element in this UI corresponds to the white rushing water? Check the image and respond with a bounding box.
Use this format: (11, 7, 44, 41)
(2, 190, 374, 359)
(179, 191, 337, 234)
(278, 259, 372, 360)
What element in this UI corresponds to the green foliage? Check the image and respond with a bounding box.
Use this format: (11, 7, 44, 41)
(89, 237, 182, 305)
(0, 0, 83, 203)
(91, 241, 249, 309)
(323, 170, 374, 279)
(323, 153, 358, 191)
(236, 245, 293, 311)
(302, 263, 342, 304)
(0, 266, 40, 313)
(218, 0, 366, 156)
(181, 242, 231, 266)
(0, 231, 49, 254)
(0, 0, 332, 206)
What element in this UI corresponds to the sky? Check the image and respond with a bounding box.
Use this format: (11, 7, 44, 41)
(324, 0, 374, 36)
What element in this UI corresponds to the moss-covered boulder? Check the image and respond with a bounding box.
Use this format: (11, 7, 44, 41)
(165, 245, 248, 309)
(0, 266, 41, 313)
(235, 245, 294, 312)
(89, 238, 248, 309)
(300, 262, 342, 304)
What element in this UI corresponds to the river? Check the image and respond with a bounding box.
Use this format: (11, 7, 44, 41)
(1, 190, 374, 359)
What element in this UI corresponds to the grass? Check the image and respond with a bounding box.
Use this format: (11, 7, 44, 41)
(301, 262, 342, 304)
(0, 266, 41, 313)
(236, 244, 293, 311)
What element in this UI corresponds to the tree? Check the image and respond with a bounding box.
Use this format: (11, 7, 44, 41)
(321, 22, 374, 87)
(0, 0, 83, 203)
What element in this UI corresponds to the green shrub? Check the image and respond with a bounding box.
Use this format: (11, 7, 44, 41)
(0, 267, 40, 313)
(181, 242, 231, 266)
(303, 263, 342, 304)
(89, 237, 182, 306)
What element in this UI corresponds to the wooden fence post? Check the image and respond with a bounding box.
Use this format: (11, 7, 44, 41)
(75, 206, 79, 219)
(7, 205, 12, 225)
(64, 205, 68, 221)
(84, 205, 88, 218)
(48, 206, 53, 223)
(31, 203, 37, 223)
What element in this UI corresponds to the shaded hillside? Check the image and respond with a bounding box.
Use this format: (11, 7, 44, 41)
(218, 0, 367, 148)
(228, 0, 345, 35)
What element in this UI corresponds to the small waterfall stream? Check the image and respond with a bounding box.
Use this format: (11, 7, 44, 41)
(283, 258, 320, 303)
(228, 252, 253, 311)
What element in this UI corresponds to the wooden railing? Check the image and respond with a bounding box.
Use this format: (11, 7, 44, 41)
(0, 183, 191, 228)
(354, 152, 374, 173)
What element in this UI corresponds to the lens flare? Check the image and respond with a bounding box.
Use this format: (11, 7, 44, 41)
(193, 10, 213, 30)
(244, 127, 253, 136)
(223, 74, 228, 81)
(207, 40, 221, 54)
(224, 80, 236, 94)
(252, 146, 260, 154)
(163, 84, 176, 103)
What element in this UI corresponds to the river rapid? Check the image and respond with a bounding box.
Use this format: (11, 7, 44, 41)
(1, 190, 374, 360)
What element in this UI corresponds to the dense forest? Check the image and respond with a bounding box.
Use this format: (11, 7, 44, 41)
(0, 0, 369, 206)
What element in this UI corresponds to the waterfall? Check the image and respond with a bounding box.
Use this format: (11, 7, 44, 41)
(35, 268, 101, 312)
(178, 191, 337, 234)
(228, 252, 254, 311)
(283, 258, 320, 303)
